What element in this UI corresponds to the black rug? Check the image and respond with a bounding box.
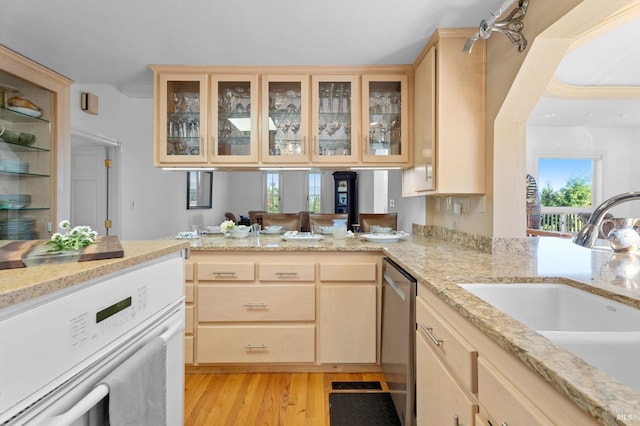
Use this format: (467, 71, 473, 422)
(329, 392, 401, 426)
(332, 381, 382, 391)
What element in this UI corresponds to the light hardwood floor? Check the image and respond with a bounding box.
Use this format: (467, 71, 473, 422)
(184, 372, 388, 426)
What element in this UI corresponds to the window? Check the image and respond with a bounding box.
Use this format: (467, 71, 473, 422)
(535, 156, 602, 232)
(265, 172, 280, 213)
(308, 172, 322, 213)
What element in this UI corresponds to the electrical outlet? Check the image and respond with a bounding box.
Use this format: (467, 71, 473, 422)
(389, 198, 396, 207)
(477, 196, 486, 213)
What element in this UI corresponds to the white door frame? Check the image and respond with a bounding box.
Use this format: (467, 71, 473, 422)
(70, 128, 122, 237)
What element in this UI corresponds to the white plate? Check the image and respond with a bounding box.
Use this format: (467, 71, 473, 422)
(6, 106, 42, 118)
(176, 231, 200, 239)
(282, 231, 324, 242)
(262, 229, 283, 235)
(360, 232, 407, 243)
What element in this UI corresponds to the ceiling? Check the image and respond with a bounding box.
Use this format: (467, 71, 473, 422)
(2, 1, 639, 127)
(0, 0, 495, 97)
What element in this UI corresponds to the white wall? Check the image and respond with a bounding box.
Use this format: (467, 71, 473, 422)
(68, 84, 425, 238)
(527, 126, 640, 218)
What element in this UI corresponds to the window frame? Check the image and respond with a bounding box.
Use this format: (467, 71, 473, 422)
(263, 171, 281, 213)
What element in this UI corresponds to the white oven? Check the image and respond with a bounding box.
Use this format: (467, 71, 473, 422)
(0, 253, 185, 426)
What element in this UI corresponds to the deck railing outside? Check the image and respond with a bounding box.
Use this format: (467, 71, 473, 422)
(539, 207, 588, 233)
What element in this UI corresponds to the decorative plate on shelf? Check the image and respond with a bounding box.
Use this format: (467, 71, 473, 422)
(6, 106, 42, 118)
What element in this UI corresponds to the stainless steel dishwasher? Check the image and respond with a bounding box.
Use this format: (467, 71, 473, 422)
(381, 257, 417, 426)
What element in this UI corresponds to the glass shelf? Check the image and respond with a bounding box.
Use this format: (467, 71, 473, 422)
(0, 170, 50, 178)
(0, 106, 49, 124)
(0, 140, 50, 153)
(0, 207, 49, 211)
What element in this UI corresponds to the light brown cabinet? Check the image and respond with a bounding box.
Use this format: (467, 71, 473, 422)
(151, 65, 412, 168)
(416, 295, 478, 424)
(184, 260, 194, 364)
(362, 74, 410, 164)
(318, 262, 378, 364)
(261, 74, 310, 163)
(186, 251, 382, 369)
(404, 29, 486, 196)
(311, 75, 360, 164)
(211, 74, 259, 163)
(155, 73, 209, 164)
(0, 46, 70, 240)
(417, 282, 599, 425)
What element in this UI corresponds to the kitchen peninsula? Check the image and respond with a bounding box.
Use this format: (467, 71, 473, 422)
(187, 229, 640, 425)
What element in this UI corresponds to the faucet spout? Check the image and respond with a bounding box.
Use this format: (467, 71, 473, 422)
(574, 191, 640, 248)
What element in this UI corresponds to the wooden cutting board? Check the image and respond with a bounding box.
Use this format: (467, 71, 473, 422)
(0, 235, 124, 269)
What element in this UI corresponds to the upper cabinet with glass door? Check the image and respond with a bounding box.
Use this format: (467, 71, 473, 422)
(0, 45, 71, 240)
(311, 75, 360, 164)
(156, 73, 208, 164)
(362, 75, 409, 163)
(261, 75, 309, 163)
(211, 75, 258, 163)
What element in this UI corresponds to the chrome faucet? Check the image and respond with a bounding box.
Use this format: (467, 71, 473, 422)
(574, 191, 640, 248)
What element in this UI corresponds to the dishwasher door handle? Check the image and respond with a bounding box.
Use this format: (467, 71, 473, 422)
(383, 271, 406, 301)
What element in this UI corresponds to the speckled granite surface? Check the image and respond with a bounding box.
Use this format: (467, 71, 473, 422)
(3, 231, 640, 424)
(0, 239, 189, 309)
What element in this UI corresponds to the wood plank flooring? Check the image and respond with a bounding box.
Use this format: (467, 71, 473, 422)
(184, 372, 388, 426)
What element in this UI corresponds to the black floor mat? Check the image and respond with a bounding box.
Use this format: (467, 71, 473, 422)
(329, 392, 401, 426)
(332, 381, 382, 390)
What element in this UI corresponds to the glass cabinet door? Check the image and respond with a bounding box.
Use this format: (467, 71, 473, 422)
(311, 75, 359, 164)
(158, 74, 208, 163)
(0, 73, 53, 240)
(362, 75, 409, 163)
(211, 75, 258, 163)
(261, 75, 309, 163)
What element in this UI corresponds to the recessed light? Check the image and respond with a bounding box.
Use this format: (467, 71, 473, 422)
(543, 112, 555, 118)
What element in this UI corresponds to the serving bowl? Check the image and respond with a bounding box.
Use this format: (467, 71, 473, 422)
(229, 225, 250, 238)
(264, 225, 283, 233)
(1, 130, 36, 146)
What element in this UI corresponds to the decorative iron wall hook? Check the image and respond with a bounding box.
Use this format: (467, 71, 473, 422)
(463, 0, 529, 53)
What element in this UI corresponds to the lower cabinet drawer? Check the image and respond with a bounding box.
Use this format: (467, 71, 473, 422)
(196, 325, 315, 363)
(198, 285, 315, 322)
(184, 336, 194, 364)
(477, 357, 553, 425)
(417, 296, 477, 393)
(185, 304, 194, 334)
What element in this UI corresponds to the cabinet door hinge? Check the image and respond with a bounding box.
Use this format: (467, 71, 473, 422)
(104, 159, 113, 168)
(104, 220, 112, 229)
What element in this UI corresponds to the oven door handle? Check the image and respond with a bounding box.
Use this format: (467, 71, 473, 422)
(47, 384, 109, 426)
(46, 318, 183, 426)
(383, 271, 406, 301)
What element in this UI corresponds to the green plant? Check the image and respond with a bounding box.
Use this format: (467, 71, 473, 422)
(46, 220, 98, 252)
(220, 220, 237, 233)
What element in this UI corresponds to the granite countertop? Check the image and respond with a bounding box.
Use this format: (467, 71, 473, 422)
(0, 239, 189, 309)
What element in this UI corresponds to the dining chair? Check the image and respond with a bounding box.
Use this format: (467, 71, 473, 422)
(308, 213, 349, 229)
(358, 213, 398, 233)
(248, 210, 267, 226)
(261, 213, 302, 231)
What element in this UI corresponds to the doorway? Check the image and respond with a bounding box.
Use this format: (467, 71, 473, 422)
(70, 131, 120, 237)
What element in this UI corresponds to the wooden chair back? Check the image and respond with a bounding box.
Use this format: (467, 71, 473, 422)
(308, 213, 349, 229)
(261, 213, 301, 231)
(358, 213, 398, 233)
